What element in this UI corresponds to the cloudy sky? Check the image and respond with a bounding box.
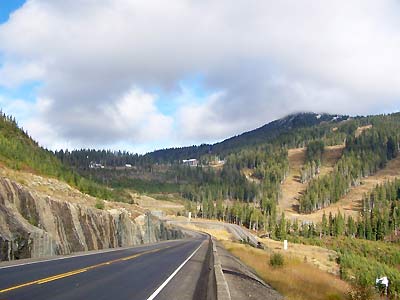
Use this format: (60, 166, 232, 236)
(0, 1, 399, 153)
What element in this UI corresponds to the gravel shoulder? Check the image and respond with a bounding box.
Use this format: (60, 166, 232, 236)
(214, 239, 283, 300)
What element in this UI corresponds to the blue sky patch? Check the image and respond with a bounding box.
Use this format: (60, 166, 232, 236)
(0, 81, 41, 103)
(0, 0, 26, 24)
(155, 74, 213, 116)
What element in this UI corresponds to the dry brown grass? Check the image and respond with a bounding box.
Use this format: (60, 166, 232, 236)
(242, 168, 261, 184)
(177, 220, 349, 299)
(222, 240, 350, 300)
(279, 148, 308, 213)
(320, 145, 345, 175)
(258, 238, 339, 275)
(174, 222, 234, 240)
(355, 125, 373, 138)
(132, 194, 184, 215)
(181, 219, 340, 275)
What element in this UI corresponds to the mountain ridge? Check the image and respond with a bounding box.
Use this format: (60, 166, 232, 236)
(145, 112, 349, 162)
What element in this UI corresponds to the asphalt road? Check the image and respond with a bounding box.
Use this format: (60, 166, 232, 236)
(0, 236, 210, 300)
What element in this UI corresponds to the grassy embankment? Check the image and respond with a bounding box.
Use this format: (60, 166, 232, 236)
(181, 221, 351, 300)
(222, 240, 350, 300)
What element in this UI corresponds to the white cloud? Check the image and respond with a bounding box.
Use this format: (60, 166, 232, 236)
(176, 91, 238, 141)
(0, 96, 33, 120)
(107, 88, 173, 143)
(0, 0, 399, 150)
(0, 95, 63, 148)
(0, 62, 44, 88)
(0, 88, 173, 151)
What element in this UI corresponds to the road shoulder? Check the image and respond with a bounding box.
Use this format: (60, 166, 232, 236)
(213, 238, 283, 300)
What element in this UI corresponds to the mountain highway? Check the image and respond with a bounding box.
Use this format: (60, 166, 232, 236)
(0, 235, 211, 300)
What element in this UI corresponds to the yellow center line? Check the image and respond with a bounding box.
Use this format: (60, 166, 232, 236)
(37, 269, 88, 284)
(0, 244, 175, 294)
(121, 254, 140, 261)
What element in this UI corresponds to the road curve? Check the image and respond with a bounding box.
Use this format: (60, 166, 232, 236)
(0, 236, 210, 300)
(168, 220, 259, 246)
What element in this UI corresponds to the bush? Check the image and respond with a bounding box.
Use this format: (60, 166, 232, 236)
(95, 199, 105, 210)
(347, 285, 377, 300)
(326, 293, 341, 300)
(269, 252, 284, 267)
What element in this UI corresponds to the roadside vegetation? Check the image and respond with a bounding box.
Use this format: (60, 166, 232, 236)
(269, 252, 284, 267)
(286, 236, 400, 298)
(222, 240, 349, 300)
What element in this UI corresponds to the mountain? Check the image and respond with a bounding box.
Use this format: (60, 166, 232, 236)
(55, 112, 354, 174)
(55, 112, 350, 169)
(145, 112, 349, 162)
(210, 112, 348, 152)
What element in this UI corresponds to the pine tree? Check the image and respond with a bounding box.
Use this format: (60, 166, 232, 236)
(322, 212, 328, 236)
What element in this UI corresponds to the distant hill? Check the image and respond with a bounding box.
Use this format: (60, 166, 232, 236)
(57, 112, 349, 167)
(146, 112, 349, 162)
(211, 112, 348, 150)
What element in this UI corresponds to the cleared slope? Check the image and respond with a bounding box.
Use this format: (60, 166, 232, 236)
(288, 154, 400, 222)
(279, 145, 344, 215)
(279, 147, 307, 213)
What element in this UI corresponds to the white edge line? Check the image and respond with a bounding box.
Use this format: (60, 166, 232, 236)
(0, 252, 104, 270)
(0, 241, 181, 270)
(146, 241, 204, 300)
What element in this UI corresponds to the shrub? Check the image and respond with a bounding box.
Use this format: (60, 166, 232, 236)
(326, 293, 341, 300)
(269, 252, 284, 267)
(347, 285, 377, 300)
(95, 199, 105, 210)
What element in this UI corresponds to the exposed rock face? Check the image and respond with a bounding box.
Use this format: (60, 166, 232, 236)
(0, 178, 181, 261)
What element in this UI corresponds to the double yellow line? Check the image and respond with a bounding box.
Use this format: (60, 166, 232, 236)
(0, 246, 169, 294)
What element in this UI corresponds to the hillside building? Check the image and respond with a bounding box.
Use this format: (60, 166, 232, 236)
(182, 159, 198, 167)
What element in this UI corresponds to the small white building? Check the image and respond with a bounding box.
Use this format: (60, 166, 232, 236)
(89, 162, 104, 169)
(125, 164, 132, 168)
(182, 159, 198, 167)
